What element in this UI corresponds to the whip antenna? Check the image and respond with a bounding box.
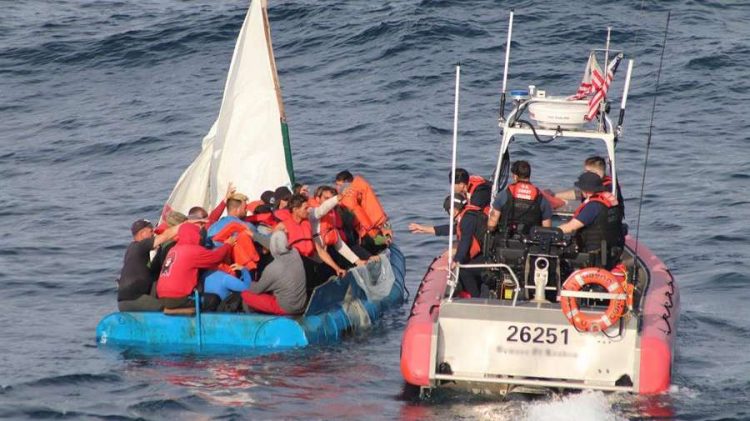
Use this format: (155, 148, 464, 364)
(446, 64, 461, 298)
(498, 9, 514, 123)
(633, 11, 670, 282)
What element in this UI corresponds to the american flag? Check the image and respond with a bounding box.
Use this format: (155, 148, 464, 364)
(570, 51, 623, 120)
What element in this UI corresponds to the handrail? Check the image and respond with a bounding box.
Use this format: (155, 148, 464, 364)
(452, 262, 521, 307)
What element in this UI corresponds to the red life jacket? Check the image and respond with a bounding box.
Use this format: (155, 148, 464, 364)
(500, 181, 543, 234)
(573, 191, 618, 218)
(466, 175, 492, 214)
(572, 191, 624, 269)
(285, 217, 315, 257)
(467, 175, 487, 197)
(507, 181, 540, 201)
(456, 204, 484, 260)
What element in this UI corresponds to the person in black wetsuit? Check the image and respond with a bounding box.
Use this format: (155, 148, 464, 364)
(116, 219, 179, 312)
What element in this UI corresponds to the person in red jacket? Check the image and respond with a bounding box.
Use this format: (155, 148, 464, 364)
(156, 223, 235, 308)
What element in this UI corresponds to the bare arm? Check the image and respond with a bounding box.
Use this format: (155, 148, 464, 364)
(314, 241, 345, 277)
(153, 224, 180, 249)
(542, 218, 552, 228)
(558, 218, 584, 234)
(487, 209, 501, 231)
(311, 195, 339, 220)
(555, 188, 579, 201)
(408, 223, 435, 235)
(333, 236, 364, 266)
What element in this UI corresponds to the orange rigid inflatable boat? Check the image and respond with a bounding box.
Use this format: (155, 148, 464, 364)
(401, 235, 679, 395)
(401, 12, 678, 396)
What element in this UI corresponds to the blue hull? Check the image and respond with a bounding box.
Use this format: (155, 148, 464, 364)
(96, 245, 406, 353)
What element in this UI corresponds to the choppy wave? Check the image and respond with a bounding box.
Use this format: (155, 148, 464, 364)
(1, 0, 749, 419)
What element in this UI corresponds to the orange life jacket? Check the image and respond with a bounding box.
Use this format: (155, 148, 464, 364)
(285, 217, 315, 257)
(246, 208, 291, 228)
(456, 205, 483, 260)
(211, 221, 260, 270)
(339, 175, 388, 239)
(308, 197, 343, 247)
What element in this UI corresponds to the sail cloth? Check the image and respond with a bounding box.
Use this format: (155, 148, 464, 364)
(162, 0, 294, 218)
(569, 51, 624, 120)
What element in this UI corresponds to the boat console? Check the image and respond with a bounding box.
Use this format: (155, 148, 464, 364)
(483, 226, 599, 301)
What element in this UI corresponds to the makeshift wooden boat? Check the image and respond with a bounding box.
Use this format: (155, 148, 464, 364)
(400, 13, 678, 395)
(96, 0, 406, 353)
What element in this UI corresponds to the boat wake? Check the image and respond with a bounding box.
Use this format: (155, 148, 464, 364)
(521, 391, 624, 421)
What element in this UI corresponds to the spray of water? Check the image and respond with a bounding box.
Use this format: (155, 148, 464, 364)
(521, 391, 626, 421)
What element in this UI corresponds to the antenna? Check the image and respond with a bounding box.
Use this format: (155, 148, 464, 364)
(633, 11, 670, 285)
(615, 59, 634, 143)
(498, 9, 514, 123)
(446, 64, 461, 297)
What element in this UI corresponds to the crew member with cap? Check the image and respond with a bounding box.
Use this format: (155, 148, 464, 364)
(556, 156, 625, 214)
(452, 168, 491, 210)
(447, 193, 488, 297)
(558, 172, 625, 269)
(116, 219, 180, 312)
(487, 160, 552, 236)
(410, 194, 487, 296)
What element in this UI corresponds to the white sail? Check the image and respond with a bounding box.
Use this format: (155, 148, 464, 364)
(163, 0, 292, 216)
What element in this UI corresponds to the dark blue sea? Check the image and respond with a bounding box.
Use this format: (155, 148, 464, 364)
(2, 0, 749, 419)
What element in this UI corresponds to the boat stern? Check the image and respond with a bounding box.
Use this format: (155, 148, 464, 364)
(429, 300, 640, 393)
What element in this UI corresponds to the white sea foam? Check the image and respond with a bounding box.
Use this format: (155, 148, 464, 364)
(521, 390, 626, 421)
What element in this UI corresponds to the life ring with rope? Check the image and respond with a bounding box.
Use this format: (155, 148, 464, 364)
(560, 267, 627, 332)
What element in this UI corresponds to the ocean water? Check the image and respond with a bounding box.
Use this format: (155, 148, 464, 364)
(2, 0, 749, 419)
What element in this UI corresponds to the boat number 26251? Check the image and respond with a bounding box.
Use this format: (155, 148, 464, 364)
(506, 325, 570, 345)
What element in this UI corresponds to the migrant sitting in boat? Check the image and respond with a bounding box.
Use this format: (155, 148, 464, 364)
(115, 174, 388, 315)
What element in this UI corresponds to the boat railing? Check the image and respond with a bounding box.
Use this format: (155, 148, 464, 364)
(449, 263, 521, 307)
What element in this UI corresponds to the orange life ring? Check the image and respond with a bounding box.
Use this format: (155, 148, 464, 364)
(560, 267, 626, 332)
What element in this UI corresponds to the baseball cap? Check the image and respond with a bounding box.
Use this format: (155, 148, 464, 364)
(131, 219, 153, 236)
(574, 171, 605, 192)
(443, 193, 467, 214)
